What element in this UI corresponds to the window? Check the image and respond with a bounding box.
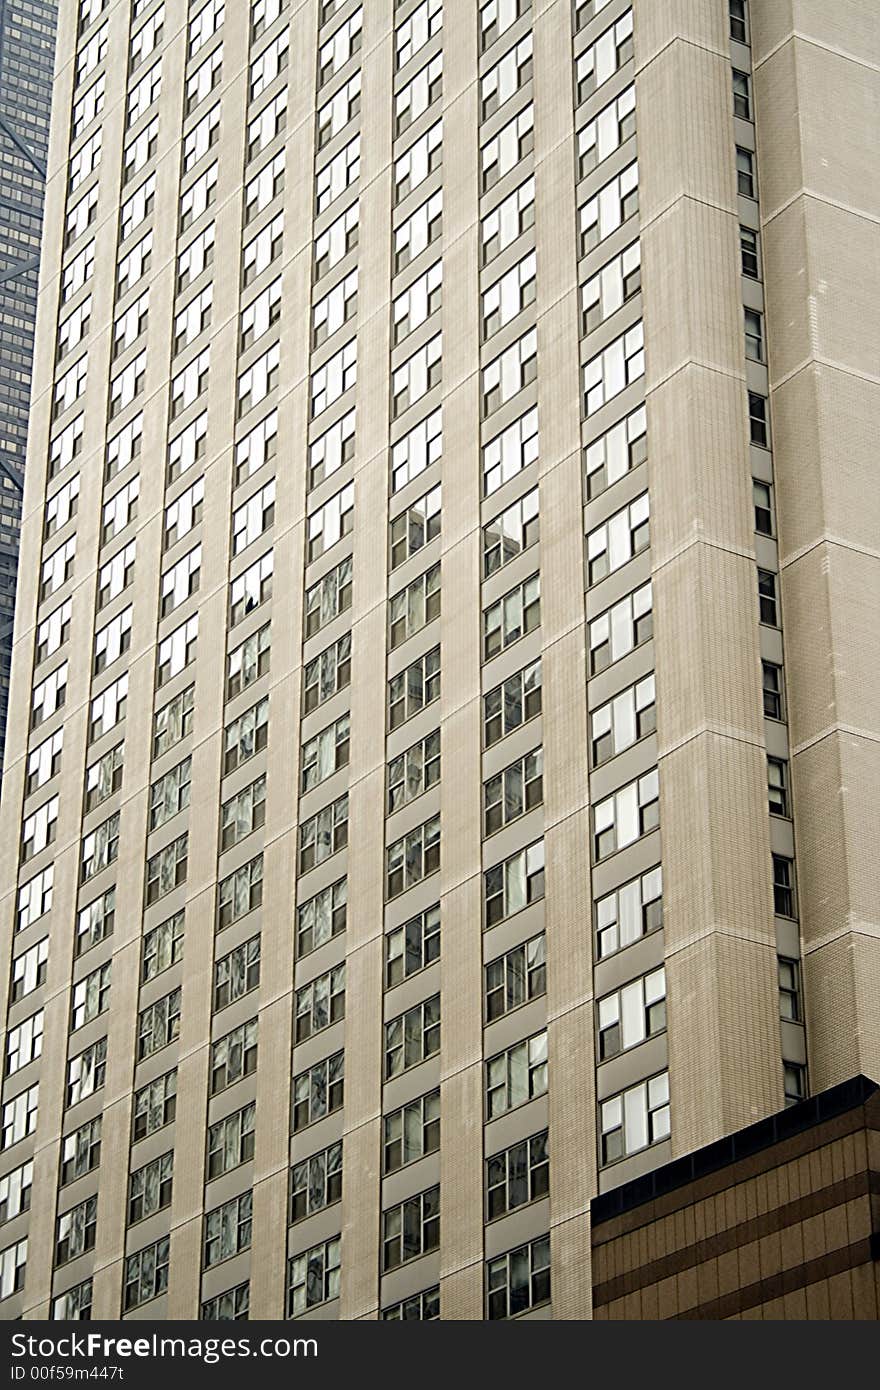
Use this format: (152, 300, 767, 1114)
(486, 1031, 547, 1119)
(784, 1062, 807, 1107)
(290, 1142, 342, 1221)
(312, 272, 357, 349)
(772, 850, 795, 917)
(385, 904, 440, 988)
(484, 839, 544, 927)
(576, 10, 633, 104)
(584, 321, 644, 415)
(169, 414, 208, 483)
(247, 91, 287, 163)
(767, 757, 790, 818)
(307, 482, 354, 560)
(481, 34, 532, 119)
(2, 1086, 38, 1149)
(480, 0, 529, 52)
(298, 792, 348, 873)
(578, 85, 635, 175)
(60, 1118, 101, 1186)
(206, 1103, 255, 1180)
(487, 1131, 548, 1220)
(733, 68, 752, 120)
(0, 1240, 27, 1299)
(741, 225, 759, 278)
(481, 105, 534, 191)
(582, 242, 641, 334)
(224, 696, 269, 773)
(36, 600, 72, 664)
(487, 1235, 550, 1318)
(242, 213, 283, 286)
(304, 557, 352, 637)
(318, 8, 362, 86)
(391, 407, 442, 492)
(295, 966, 345, 1042)
(93, 607, 132, 674)
(98, 542, 136, 610)
(310, 411, 355, 489)
(303, 635, 351, 714)
(227, 623, 271, 699)
(128, 1152, 173, 1225)
(589, 581, 653, 673)
(80, 812, 120, 882)
(778, 957, 801, 1022)
(229, 543, 271, 617)
(41, 540, 76, 603)
(123, 1237, 170, 1311)
(211, 1019, 258, 1095)
(385, 996, 440, 1078)
(142, 912, 184, 981)
(66, 1039, 106, 1109)
(189, 0, 224, 55)
(297, 879, 347, 956)
(753, 479, 773, 535)
(123, 115, 158, 181)
(173, 282, 213, 357)
(483, 487, 538, 577)
(244, 151, 284, 226)
(149, 757, 191, 831)
(395, 55, 442, 135)
(71, 963, 110, 1030)
(387, 731, 441, 813)
(50, 417, 85, 479)
(484, 658, 542, 746)
(382, 1186, 439, 1270)
(597, 967, 666, 1060)
(18, 868, 54, 935)
(218, 855, 263, 930)
(287, 1238, 340, 1315)
(392, 335, 442, 417)
(137, 988, 181, 1060)
(220, 774, 267, 851)
(145, 834, 188, 905)
(250, 29, 288, 100)
(302, 717, 350, 793)
(316, 72, 360, 149)
(485, 933, 545, 1022)
(591, 674, 656, 765)
(65, 186, 99, 250)
(481, 177, 535, 266)
(76, 890, 115, 957)
(153, 685, 195, 758)
(393, 264, 441, 346)
(171, 348, 211, 418)
(31, 664, 68, 730)
(382, 1287, 440, 1320)
(389, 646, 440, 731)
(179, 166, 218, 231)
(484, 748, 542, 835)
(744, 307, 764, 361)
(396, 0, 442, 69)
(214, 937, 260, 1011)
(27, 730, 64, 795)
(315, 137, 360, 215)
(45, 476, 80, 539)
(386, 815, 440, 898)
(292, 1051, 344, 1131)
(758, 568, 777, 625)
(0, 1159, 33, 1222)
(133, 1069, 177, 1142)
(10, 939, 49, 1003)
(52, 1279, 93, 1321)
(595, 865, 662, 959)
(483, 574, 540, 660)
(587, 493, 650, 584)
(158, 615, 199, 686)
(383, 1089, 440, 1173)
(600, 1072, 670, 1164)
(749, 391, 769, 447)
(56, 1195, 97, 1265)
(118, 232, 153, 296)
(580, 162, 639, 260)
(730, 0, 748, 43)
(237, 346, 280, 418)
(736, 146, 756, 198)
(61, 244, 94, 305)
(120, 175, 155, 242)
(482, 329, 537, 416)
(593, 769, 659, 860)
(394, 191, 442, 271)
(6, 1012, 43, 1075)
(762, 661, 784, 720)
(389, 563, 440, 648)
(314, 204, 359, 279)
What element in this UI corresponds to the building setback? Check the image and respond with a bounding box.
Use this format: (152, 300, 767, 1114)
(0, 0, 58, 780)
(0, 0, 876, 1321)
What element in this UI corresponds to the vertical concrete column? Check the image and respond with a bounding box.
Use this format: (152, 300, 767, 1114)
(633, 0, 782, 1151)
(750, 1, 880, 1090)
(534, 0, 595, 1320)
(338, 0, 395, 1321)
(437, 0, 484, 1322)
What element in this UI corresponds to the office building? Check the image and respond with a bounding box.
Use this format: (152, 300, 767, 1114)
(0, 0, 876, 1321)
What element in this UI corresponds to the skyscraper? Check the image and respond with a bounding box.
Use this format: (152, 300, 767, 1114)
(0, 0, 58, 780)
(0, 0, 876, 1322)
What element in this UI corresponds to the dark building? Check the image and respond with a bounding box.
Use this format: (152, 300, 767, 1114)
(591, 1075, 880, 1319)
(0, 0, 57, 780)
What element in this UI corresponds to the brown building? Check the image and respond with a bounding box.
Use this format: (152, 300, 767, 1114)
(591, 1075, 880, 1319)
(0, 0, 876, 1321)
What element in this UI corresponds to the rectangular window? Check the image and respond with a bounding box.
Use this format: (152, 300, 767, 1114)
(394, 191, 442, 272)
(593, 769, 659, 860)
(483, 574, 540, 660)
(577, 85, 635, 176)
(754, 479, 773, 535)
(220, 774, 267, 851)
(206, 1103, 255, 1180)
(128, 1151, 173, 1225)
(481, 105, 534, 191)
(309, 410, 355, 489)
(210, 1019, 258, 1095)
(142, 912, 184, 982)
(2, 1086, 39, 1148)
(600, 1072, 670, 1164)
(204, 1191, 252, 1268)
(305, 557, 352, 638)
(749, 391, 769, 447)
(484, 658, 541, 746)
(123, 1237, 170, 1311)
(484, 840, 544, 928)
(137, 988, 181, 1059)
(227, 623, 271, 700)
(744, 307, 764, 361)
(303, 635, 351, 714)
(66, 1041, 105, 1109)
(52, 1279, 93, 1321)
(581, 241, 641, 334)
(389, 646, 440, 730)
(482, 329, 537, 417)
(289, 1141, 342, 1222)
(60, 1119, 101, 1187)
(385, 905, 440, 988)
(145, 834, 188, 905)
(382, 1288, 439, 1320)
(591, 674, 656, 765)
(391, 407, 442, 492)
(56, 1197, 97, 1266)
(297, 878, 347, 956)
(486, 1131, 549, 1220)
(481, 177, 535, 266)
(382, 1186, 440, 1271)
(579, 160, 638, 256)
(387, 731, 440, 813)
(71, 963, 110, 1030)
(784, 1062, 807, 1107)
(384, 996, 440, 1078)
(153, 685, 195, 759)
(741, 225, 759, 278)
(218, 855, 263, 930)
(485, 932, 545, 1022)
(287, 1237, 340, 1315)
(383, 1088, 440, 1174)
(224, 696, 269, 773)
(0, 1160, 34, 1221)
(149, 757, 192, 831)
(298, 792, 349, 874)
(758, 569, 778, 625)
(486, 1031, 547, 1119)
(768, 756, 790, 817)
(733, 68, 752, 120)
(132, 1069, 177, 1143)
(730, 0, 748, 43)
(595, 865, 662, 959)
(779, 957, 801, 1022)
(736, 145, 756, 198)
(307, 482, 354, 560)
(386, 815, 440, 899)
(302, 716, 350, 793)
(484, 748, 543, 835)
(589, 581, 653, 673)
(584, 321, 644, 415)
(295, 965, 345, 1043)
(390, 486, 441, 569)
(597, 967, 666, 1060)
(762, 661, 784, 720)
(292, 1051, 344, 1131)
(483, 487, 538, 578)
(487, 1236, 551, 1318)
(214, 937, 260, 1011)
